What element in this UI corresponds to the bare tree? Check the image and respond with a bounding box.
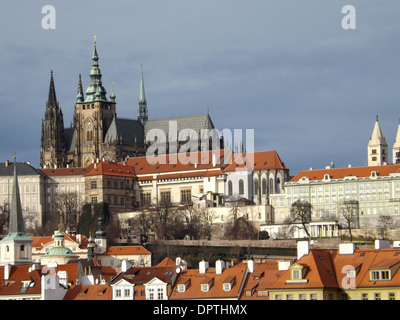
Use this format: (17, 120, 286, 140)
(0, 202, 10, 235)
(224, 216, 255, 240)
(338, 200, 359, 242)
(52, 191, 83, 232)
(288, 200, 312, 239)
(376, 214, 394, 240)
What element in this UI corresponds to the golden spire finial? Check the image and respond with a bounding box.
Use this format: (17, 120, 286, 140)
(94, 35, 97, 44)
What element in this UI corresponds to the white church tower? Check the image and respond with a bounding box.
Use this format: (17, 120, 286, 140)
(368, 115, 388, 166)
(393, 120, 400, 164)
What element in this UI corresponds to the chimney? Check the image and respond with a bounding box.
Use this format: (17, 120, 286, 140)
(297, 241, 310, 260)
(247, 259, 255, 274)
(121, 260, 132, 272)
(278, 261, 291, 271)
(215, 259, 225, 275)
(212, 153, 217, 167)
(199, 260, 209, 274)
(4, 264, 11, 281)
(339, 243, 356, 255)
(375, 240, 391, 250)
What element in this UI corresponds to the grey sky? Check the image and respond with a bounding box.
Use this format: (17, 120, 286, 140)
(1, 1, 400, 176)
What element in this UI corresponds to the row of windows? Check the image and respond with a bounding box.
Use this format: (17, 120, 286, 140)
(2, 185, 38, 194)
(288, 181, 400, 195)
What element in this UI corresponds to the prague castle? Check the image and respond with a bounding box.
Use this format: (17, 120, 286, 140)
(40, 39, 217, 169)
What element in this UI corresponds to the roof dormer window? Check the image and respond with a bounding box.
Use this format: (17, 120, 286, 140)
(201, 277, 213, 292)
(286, 263, 308, 284)
(222, 276, 235, 292)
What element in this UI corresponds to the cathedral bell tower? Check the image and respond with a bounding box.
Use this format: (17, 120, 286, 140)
(72, 36, 117, 167)
(368, 115, 388, 166)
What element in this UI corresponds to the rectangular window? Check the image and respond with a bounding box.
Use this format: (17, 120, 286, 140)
(180, 189, 192, 203)
(389, 293, 395, 300)
(157, 288, 164, 300)
(361, 293, 368, 300)
(124, 289, 131, 297)
(116, 289, 121, 297)
(91, 180, 97, 189)
(160, 191, 171, 204)
(142, 193, 151, 206)
(375, 293, 381, 300)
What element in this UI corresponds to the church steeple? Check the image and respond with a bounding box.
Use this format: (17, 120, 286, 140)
(76, 74, 84, 103)
(138, 65, 148, 125)
(368, 115, 388, 166)
(47, 70, 58, 107)
(0, 157, 33, 266)
(40, 71, 67, 169)
(393, 119, 400, 164)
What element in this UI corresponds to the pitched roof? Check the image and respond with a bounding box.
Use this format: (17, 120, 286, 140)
(63, 284, 112, 300)
(84, 160, 137, 177)
(144, 113, 215, 138)
(112, 265, 177, 285)
(99, 245, 151, 256)
(223, 150, 288, 173)
(40, 164, 94, 177)
(104, 117, 144, 144)
(290, 164, 400, 182)
(0, 161, 42, 177)
(169, 263, 247, 300)
(268, 249, 338, 290)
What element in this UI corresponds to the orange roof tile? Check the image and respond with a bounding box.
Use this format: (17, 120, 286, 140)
(170, 263, 247, 300)
(290, 164, 400, 182)
(85, 160, 137, 177)
(63, 284, 112, 300)
(100, 245, 151, 256)
(40, 164, 94, 177)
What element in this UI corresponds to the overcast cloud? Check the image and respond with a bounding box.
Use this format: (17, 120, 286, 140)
(1, 1, 400, 176)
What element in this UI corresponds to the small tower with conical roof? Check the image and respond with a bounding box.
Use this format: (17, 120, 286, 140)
(393, 119, 400, 164)
(138, 65, 148, 126)
(368, 115, 388, 166)
(0, 158, 33, 266)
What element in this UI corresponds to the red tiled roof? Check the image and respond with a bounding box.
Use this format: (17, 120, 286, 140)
(63, 284, 112, 300)
(170, 263, 247, 300)
(40, 164, 94, 177)
(290, 164, 400, 182)
(100, 245, 151, 256)
(85, 160, 137, 177)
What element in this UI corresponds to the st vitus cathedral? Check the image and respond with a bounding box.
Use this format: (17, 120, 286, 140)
(40, 39, 217, 169)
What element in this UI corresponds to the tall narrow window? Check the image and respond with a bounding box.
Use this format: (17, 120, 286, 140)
(239, 179, 244, 195)
(228, 181, 233, 196)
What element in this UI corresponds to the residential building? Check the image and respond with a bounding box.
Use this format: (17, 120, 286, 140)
(110, 257, 178, 300)
(83, 160, 138, 212)
(39, 166, 90, 227)
(169, 259, 248, 300)
(0, 160, 44, 229)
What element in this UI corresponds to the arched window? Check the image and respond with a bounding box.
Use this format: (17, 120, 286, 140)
(254, 179, 259, 196)
(239, 179, 244, 195)
(262, 178, 267, 195)
(228, 181, 233, 196)
(269, 178, 274, 194)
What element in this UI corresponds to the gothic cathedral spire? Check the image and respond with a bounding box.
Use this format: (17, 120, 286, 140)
(138, 65, 148, 125)
(40, 70, 67, 169)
